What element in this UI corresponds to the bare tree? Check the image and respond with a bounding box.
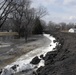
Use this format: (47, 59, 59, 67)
(35, 6, 48, 18)
(10, 0, 34, 42)
(0, 0, 14, 28)
(11, 3, 25, 37)
(59, 22, 67, 30)
(10, 0, 30, 36)
(23, 8, 35, 42)
(7, 0, 47, 42)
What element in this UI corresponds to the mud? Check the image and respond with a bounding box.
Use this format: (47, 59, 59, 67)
(37, 32, 76, 75)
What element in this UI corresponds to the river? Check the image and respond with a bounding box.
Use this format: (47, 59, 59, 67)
(1, 34, 57, 75)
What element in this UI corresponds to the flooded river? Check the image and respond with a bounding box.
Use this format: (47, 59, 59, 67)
(0, 34, 57, 75)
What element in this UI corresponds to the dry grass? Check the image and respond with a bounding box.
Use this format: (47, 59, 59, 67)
(0, 32, 18, 36)
(61, 30, 68, 33)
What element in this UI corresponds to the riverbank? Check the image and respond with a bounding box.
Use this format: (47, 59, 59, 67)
(0, 35, 50, 69)
(37, 32, 76, 75)
(0, 34, 57, 75)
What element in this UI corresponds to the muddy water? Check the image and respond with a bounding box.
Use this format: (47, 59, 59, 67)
(1, 34, 57, 75)
(0, 42, 22, 69)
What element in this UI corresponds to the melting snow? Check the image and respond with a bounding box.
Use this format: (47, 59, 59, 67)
(1, 34, 57, 75)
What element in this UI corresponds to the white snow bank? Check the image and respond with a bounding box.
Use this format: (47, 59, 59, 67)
(1, 34, 57, 75)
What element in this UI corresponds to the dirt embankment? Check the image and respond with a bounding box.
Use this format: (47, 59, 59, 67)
(37, 32, 76, 75)
(0, 35, 50, 69)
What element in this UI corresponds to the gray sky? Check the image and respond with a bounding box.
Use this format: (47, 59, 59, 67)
(31, 0, 76, 23)
(1, 0, 76, 23)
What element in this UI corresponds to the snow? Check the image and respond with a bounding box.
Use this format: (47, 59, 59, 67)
(1, 68, 15, 75)
(37, 59, 45, 68)
(1, 34, 57, 75)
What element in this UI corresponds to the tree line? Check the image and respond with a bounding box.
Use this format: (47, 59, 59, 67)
(44, 21, 76, 33)
(0, 0, 47, 42)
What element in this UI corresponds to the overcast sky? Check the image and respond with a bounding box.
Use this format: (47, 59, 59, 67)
(32, 0, 76, 23)
(0, 0, 76, 23)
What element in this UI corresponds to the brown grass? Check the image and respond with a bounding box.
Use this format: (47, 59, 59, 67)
(0, 32, 18, 36)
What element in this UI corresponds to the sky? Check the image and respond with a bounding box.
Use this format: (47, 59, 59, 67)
(31, 0, 76, 23)
(0, 0, 76, 23)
